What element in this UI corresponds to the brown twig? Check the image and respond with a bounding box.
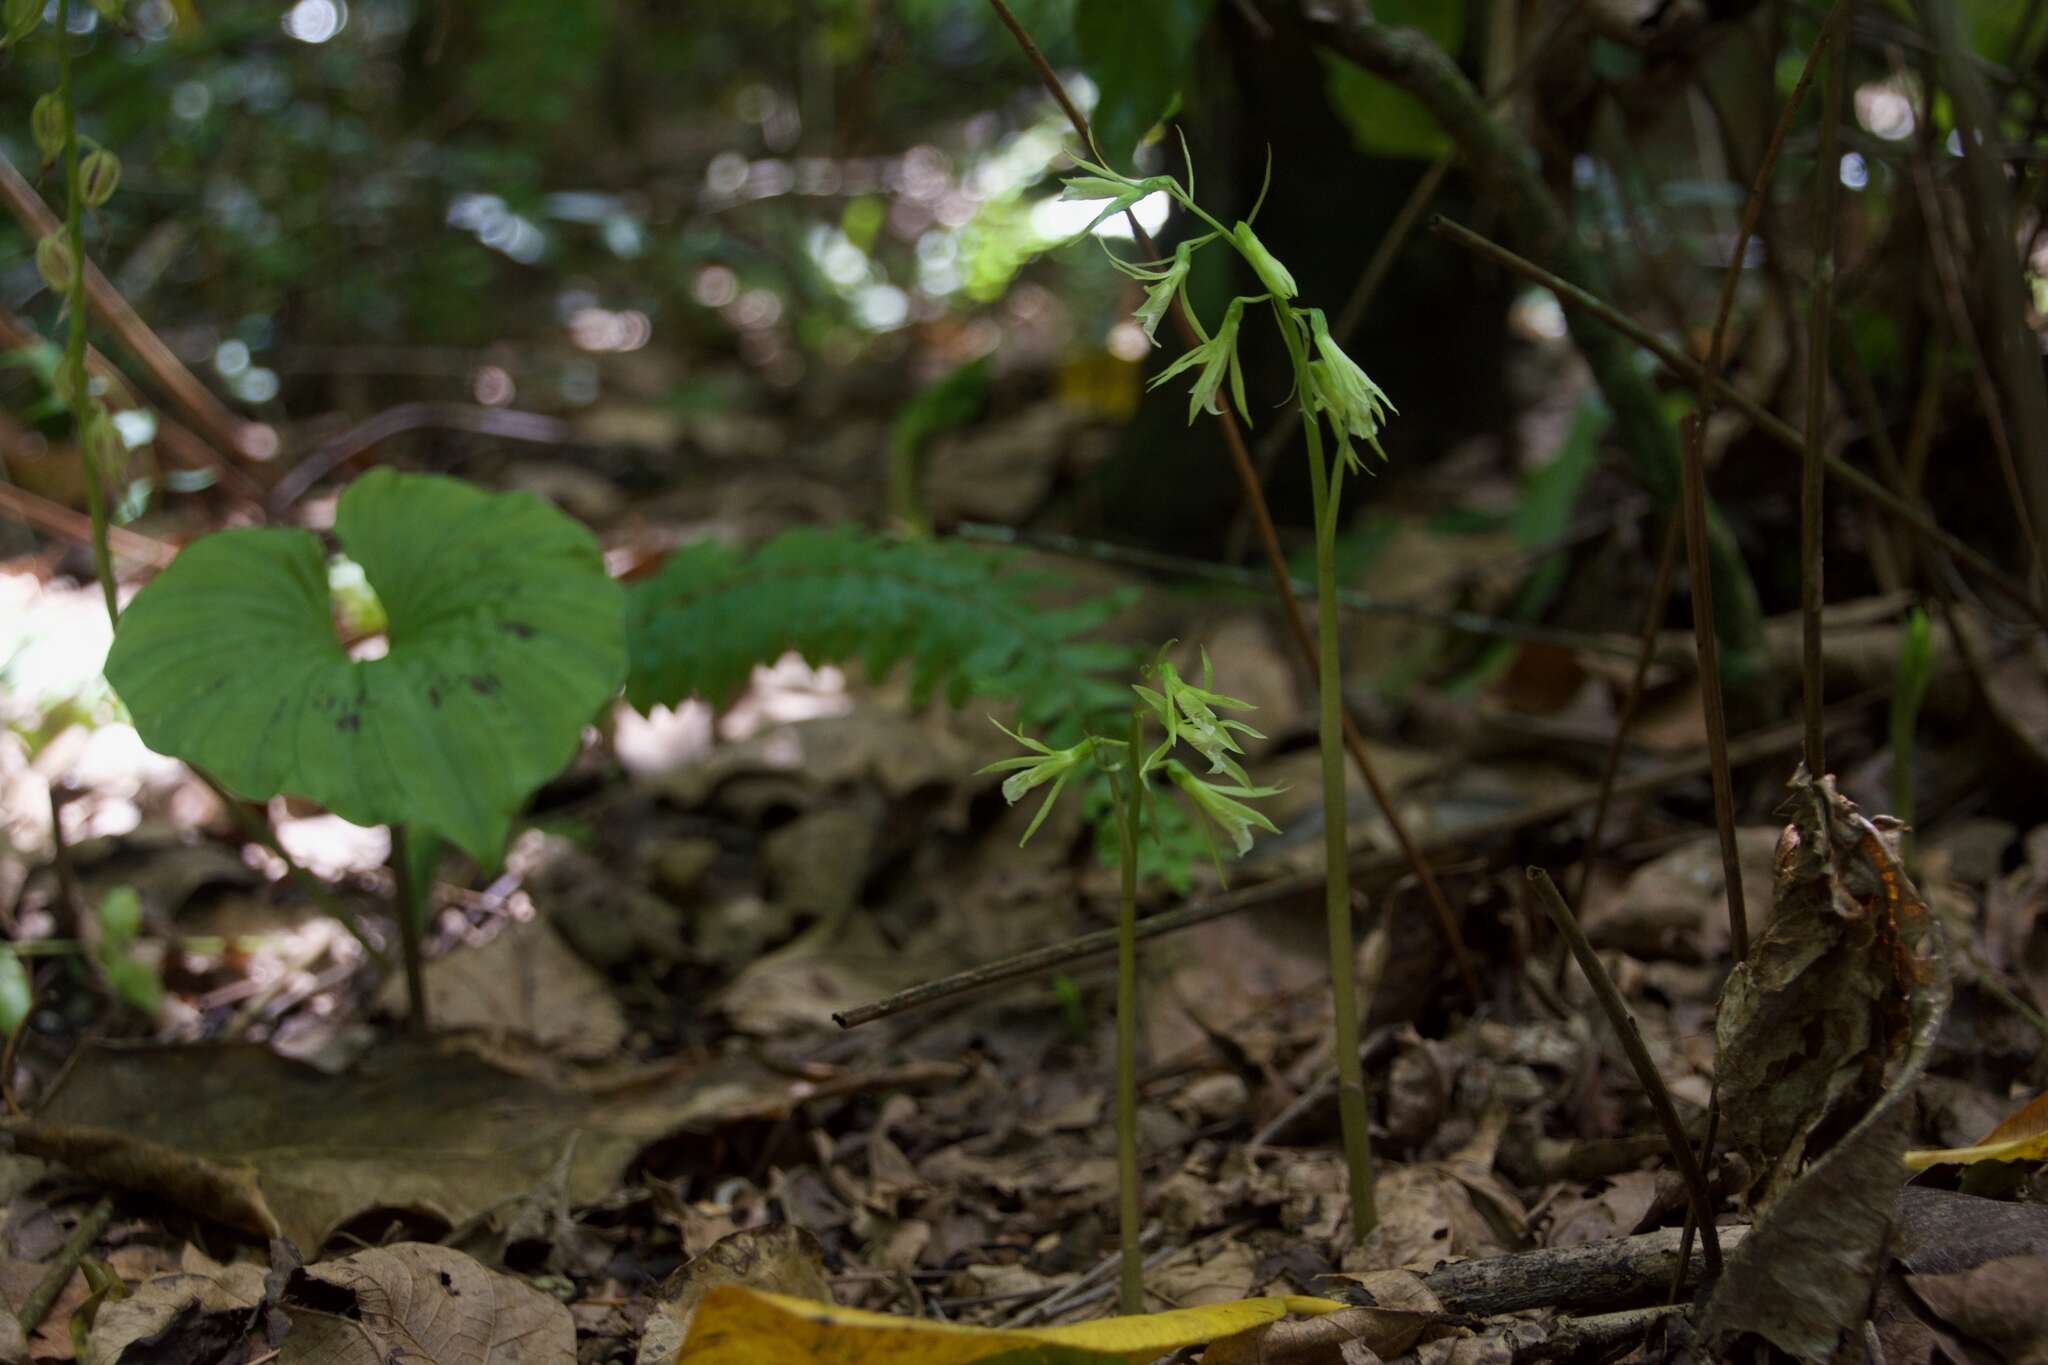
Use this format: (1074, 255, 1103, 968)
(0, 482, 178, 567)
(1423, 1223, 1748, 1317)
(955, 522, 1647, 659)
(1309, 12, 1770, 674)
(1670, 1095, 1722, 1302)
(0, 302, 242, 493)
(1231, 0, 1587, 550)
(982, 0, 1482, 1002)
(1923, 0, 2048, 587)
(1801, 0, 1851, 778)
(1704, 0, 1850, 377)
(0, 153, 266, 469)
(1528, 868, 1721, 1277)
(265, 402, 572, 515)
(835, 703, 1868, 1027)
(1567, 511, 1685, 916)
(1426, 215, 2045, 628)
(1894, 39, 2041, 592)
(1678, 414, 1748, 964)
(44, 785, 86, 938)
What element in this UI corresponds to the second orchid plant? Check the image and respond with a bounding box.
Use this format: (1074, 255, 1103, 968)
(983, 647, 1281, 1312)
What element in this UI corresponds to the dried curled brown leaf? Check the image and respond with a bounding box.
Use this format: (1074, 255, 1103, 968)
(280, 1242, 573, 1365)
(1701, 769, 1949, 1363)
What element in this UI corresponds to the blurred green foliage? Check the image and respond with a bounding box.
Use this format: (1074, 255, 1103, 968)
(0, 0, 1112, 420)
(1320, 0, 1463, 160)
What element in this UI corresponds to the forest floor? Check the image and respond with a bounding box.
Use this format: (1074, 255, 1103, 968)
(2, 371, 2047, 1363)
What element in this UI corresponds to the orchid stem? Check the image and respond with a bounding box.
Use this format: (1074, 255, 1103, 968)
(1114, 704, 1145, 1313)
(1278, 307, 1377, 1242)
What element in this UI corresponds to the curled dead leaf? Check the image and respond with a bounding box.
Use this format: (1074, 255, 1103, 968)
(281, 1242, 573, 1365)
(635, 1225, 830, 1365)
(0, 1120, 280, 1240)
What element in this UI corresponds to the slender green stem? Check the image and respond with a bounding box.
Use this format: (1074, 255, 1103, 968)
(54, 0, 115, 624)
(1114, 705, 1145, 1314)
(390, 824, 429, 1035)
(1278, 308, 1376, 1242)
(18, 1196, 112, 1333)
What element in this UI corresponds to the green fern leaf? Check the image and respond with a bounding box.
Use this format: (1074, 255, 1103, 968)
(625, 528, 1138, 732)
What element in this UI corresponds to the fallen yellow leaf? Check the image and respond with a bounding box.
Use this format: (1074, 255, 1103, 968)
(1904, 1090, 2048, 1171)
(673, 1285, 1348, 1364)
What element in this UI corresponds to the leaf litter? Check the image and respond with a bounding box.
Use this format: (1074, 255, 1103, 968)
(5, 433, 2048, 1365)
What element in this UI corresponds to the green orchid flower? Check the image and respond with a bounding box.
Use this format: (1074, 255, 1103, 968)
(1163, 759, 1282, 863)
(1150, 295, 1250, 425)
(1132, 648, 1264, 785)
(1106, 236, 1210, 345)
(1057, 161, 1177, 240)
(1232, 221, 1298, 301)
(979, 719, 1100, 845)
(1302, 308, 1396, 472)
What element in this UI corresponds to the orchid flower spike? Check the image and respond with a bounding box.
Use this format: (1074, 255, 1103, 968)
(1302, 309, 1396, 473)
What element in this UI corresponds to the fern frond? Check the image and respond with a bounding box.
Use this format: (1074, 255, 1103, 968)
(624, 527, 1138, 733)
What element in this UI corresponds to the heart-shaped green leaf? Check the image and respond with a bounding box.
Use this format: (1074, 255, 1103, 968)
(105, 469, 624, 864)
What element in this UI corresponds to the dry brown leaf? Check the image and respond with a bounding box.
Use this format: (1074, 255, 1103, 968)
(1150, 1240, 1260, 1309)
(1585, 827, 1776, 963)
(635, 1225, 830, 1365)
(35, 1038, 958, 1250)
(718, 915, 941, 1036)
(1701, 772, 1949, 1362)
(375, 915, 627, 1060)
(652, 714, 969, 812)
(1906, 1254, 2048, 1364)
(1716, 773, 1940, 1207)
(81, 1259, 268, 1365)
(1199, 1302, 1440, 1364)
(1543, 1171, 1658, 1248)
(281, 1243, 572, 1365)
(760, 804, 878, 918)
(0, 1122, 280, 1241)
(1203, 1272, 1442, 1364)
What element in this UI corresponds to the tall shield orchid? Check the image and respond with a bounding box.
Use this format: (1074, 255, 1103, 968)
(1061, 153, 1396, 1244)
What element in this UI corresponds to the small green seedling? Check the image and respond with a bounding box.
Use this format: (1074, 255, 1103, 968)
(94, 885, 159, 1015)
(1889, 607, 1935, 863)
(0, 945, 29, 1039)
(104, 469, 626, 1025)
(982, 645, 1280, 1312)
